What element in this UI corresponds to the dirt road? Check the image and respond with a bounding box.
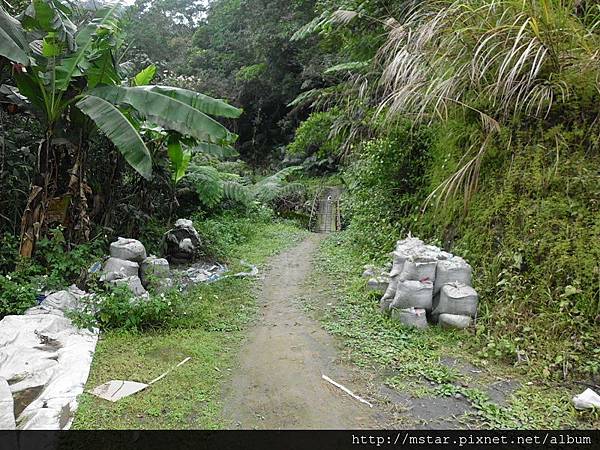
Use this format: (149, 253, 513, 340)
(222, 234, 378, 429)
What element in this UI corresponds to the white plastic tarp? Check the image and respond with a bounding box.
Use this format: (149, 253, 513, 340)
(0, 313, 98, 430)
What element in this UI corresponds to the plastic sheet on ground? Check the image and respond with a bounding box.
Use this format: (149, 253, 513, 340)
(175, 260, 258, 288)
(0, 310, 98, 429)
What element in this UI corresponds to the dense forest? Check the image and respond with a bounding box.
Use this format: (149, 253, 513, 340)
(0, 0, 599, 432)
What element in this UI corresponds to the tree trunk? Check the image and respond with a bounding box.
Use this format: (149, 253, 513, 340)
(65, 132, 91, 244)
(19, 135, 52, 258)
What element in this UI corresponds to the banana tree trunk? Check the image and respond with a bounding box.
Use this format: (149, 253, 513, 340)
(66, 133, 91, 244)
(19, 135, 53, 258)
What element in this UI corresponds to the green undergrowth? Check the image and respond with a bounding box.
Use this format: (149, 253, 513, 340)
(304, 234, 598, 429)
(73, 218, 307, 429)
(342, 119, 600, 381)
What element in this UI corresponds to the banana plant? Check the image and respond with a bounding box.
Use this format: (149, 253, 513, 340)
(0, 0, 242, 256)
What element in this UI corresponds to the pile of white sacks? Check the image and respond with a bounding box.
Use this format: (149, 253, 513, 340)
(365, 236, 479, 330)
(100, 237, 171, 298)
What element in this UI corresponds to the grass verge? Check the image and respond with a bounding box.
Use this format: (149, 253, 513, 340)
(301, 232, 599, 429)
(72, 219, 307, 429)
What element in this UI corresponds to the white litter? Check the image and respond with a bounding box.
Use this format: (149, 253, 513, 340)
(90, 357, 191, 402)
(322, 374, 373, 408)
(572, 388, 600, 410)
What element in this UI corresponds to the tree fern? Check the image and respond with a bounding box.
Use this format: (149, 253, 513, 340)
(186, 164, 223, 208)
(222, 180, 252, 205)
(185, 164, 303, 209)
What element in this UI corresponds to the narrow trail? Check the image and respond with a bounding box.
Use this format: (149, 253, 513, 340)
(222, 234, 379, 429)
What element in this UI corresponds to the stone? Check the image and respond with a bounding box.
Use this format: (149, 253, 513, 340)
(109, 237, 147, 262)
(163, 219, 202, 264)
(101, 257, 139, 282)
(438, 313, 473, 330)
(140, 256, 170, 287)
(362, 265, 376, 279)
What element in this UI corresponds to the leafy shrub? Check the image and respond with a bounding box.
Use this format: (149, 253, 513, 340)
(287, 109, 342, 160)
(192, 206, 275, 259)
(0, 273, 38, 317)
(70, 285, 181, 332)
(0, 233, 20, 274)
(0, 228, 105, 318)
(34, 228, 105, 290)
(342, 121, 431, 260)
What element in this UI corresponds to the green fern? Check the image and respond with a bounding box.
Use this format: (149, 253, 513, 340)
(186, 164, 303, 208)
(222, 180, 252, 205)
(187, 164, 224, 207)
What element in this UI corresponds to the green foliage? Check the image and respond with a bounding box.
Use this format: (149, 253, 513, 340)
(1, 0, 241, 182)
(71, 285, 181, 332)
(191, 207, 276, 259)
(287, 109, 341, 158)
(342, 121, 431, 260)
(0, 227, 104, 317)
(429, 125, 600, 379)
(235, 63, 266, 82)
(0, 272, 37, 317)
(186, 161, 304, 210)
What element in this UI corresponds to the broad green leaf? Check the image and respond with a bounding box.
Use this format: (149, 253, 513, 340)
(0, 27, 29, 65)
(53, 3, 122, 92)
(0, 5, 28, 47)
(76, 95, 152, 180)
(22, 0, 76, 49)
(90, 85, 235, 143)
(14, 73, 45, 109)
(167, 140, 191, 183)
(42, 32, 62, 56)
(133, 65, 156, 86)
(86, 52, 119, 89)
(192, 142, 239, 158)
(0, 6, 29, 64)
(143, 85, 242, 118)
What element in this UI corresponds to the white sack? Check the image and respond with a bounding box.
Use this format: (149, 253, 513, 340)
(438, 313, 472, 330)
(390, 307, 428, 329)
(391, 280, 433, 310)
(434, 256, 472, 294)
(398, 256, 437, 282)
(109, 237, 147, 262)
(433, 282, 478, 318)
(101, 257, 139, 282)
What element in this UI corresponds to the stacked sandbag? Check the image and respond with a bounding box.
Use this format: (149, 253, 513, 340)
(101, 238, 170, 298)
(377, 235, 479, 330)
(141, 255, 173, 292)
(434, 256, 472, 294)
(391, 280, 434, 310)
(391, 307, 428, 329)
(432, 282, 478, 319)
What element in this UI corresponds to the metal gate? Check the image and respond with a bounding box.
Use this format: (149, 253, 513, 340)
(308, 187, 342, 233)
